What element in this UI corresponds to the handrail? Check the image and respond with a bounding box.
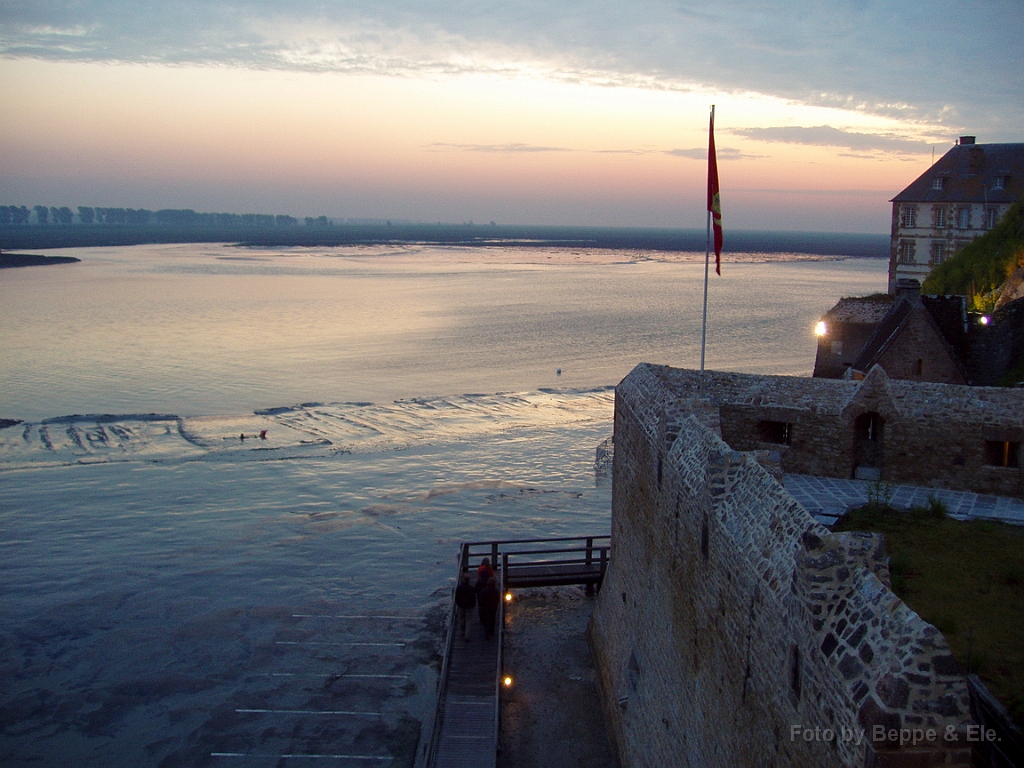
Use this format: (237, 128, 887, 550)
(462, 535, 609, 548)
(496, 545, 611, 558)
(423, 534, 610, 767)
(421, 544, 468, 768)
(494, 557, 506, 759)
(459, 539, 610, 574)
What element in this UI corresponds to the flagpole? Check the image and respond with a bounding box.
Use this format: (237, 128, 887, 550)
(700, 104, 715, 374)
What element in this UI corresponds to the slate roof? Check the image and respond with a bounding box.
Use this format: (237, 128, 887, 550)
(851, 298, 916, 372)
(825, 296, 894, 324)
(891, 142, 1024, 205)
(850, 295, 969, 379)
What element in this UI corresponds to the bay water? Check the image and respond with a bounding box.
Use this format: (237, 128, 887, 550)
(0, 243, 887, 766)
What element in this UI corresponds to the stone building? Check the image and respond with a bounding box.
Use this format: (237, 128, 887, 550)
(678, 364, 1024, 493)
(813, 287, 970, 384)
(813, 286, 1024, 386)
(588, 364, 977, 768)
(888, 137, 1024, 293)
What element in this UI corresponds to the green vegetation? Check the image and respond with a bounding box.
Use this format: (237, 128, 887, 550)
(922, 196, 1024, 312)
(835, 502, 1024, 728)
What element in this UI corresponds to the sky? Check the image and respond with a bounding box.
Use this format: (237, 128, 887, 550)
(1, 0, 1022, 233)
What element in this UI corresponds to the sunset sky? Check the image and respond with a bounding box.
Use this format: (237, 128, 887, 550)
(2, 0, 1021, 233)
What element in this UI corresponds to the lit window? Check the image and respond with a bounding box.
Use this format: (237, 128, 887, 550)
(933, 207, 946, 228)
(956, 207, 971, 229)
(900, 206, 917, 228)
(930, 241, 947, 265)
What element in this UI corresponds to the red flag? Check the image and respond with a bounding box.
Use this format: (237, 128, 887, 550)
(707, 110, 723, 275)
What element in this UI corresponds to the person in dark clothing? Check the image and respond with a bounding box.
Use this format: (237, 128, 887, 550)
(454, 575, 476, 641)
(477, 576, 499, 639)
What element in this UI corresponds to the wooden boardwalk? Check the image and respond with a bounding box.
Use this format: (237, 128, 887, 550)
(422, 536, 610, 768)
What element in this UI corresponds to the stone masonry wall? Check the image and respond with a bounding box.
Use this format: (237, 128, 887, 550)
(657, 364, 1024, 498)
(588, 364, 974, 768)
(873, 308, 967, 385)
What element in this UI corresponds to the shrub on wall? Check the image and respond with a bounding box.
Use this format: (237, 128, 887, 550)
(923, 196, 1024, 311)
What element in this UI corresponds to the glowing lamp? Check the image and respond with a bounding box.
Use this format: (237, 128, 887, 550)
(980, 315, 991, 325)
(502, 675, 513, 688)
(814, 320, 827, 337)
(504, 592, 513, 603)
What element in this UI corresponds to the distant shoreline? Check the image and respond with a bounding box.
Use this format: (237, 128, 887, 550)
(0, 224, 890, 258)
(0, 252, 81, 269)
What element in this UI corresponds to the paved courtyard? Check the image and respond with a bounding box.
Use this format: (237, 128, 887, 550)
(783, 474, 1024, 527)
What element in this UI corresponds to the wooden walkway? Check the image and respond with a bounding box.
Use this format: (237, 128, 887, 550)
(421, 536, 610, 768)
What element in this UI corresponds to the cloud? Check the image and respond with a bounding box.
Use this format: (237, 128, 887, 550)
(732, 188, 891, 197)
(2, 0, 1022, 136)
(427, 142, 573, 153)
(728, 126, 932, 154)
(666, 147, 754, 160)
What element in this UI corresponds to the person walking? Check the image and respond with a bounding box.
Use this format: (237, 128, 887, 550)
(476, 557, 493, 587)
(454, 575, 476, 642)
(477, 575, 499, 640)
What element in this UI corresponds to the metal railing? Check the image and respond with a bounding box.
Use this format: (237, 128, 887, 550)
(422, 535, 610, 768)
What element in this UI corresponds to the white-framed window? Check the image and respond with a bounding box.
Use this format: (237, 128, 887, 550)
(900, 205, 917, 228)
(933, 207, 946, 228)
(932, 177, 946, 190)
(993, 176, 1006, 190)
(930, 241, 947, 265)
(956, 207, 971, 229)
(898, 241, 916, 264)
(986, 207, 1000, 229)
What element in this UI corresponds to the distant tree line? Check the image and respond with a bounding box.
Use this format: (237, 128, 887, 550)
(0, 205, 333, 227)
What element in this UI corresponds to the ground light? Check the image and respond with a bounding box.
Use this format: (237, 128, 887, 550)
(814, 320, 827, 337)
(504, 592, 513, 603)
(502, 675, 513, 689)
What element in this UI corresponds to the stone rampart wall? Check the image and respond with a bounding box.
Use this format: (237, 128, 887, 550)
(652, 364, 1024, 498)
(588, 365, 974, 768)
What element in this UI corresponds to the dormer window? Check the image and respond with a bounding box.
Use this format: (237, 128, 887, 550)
(932, 176, 946, 190)
(993, 176, 1006, 190)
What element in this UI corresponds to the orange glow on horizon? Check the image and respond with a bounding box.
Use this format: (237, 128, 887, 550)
(0, 58, 930, 229)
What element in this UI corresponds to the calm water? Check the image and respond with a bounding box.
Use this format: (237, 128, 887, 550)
(0, 244, 887, 767)
(0, 243, 887, 421)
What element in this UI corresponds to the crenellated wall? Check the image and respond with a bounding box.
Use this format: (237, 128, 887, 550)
(653, 364, 1024, 498)
(588, 364, 975, 768)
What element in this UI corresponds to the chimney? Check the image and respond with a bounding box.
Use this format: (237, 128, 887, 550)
(895, 278, 921, 302)
(959, 136, 976, 145)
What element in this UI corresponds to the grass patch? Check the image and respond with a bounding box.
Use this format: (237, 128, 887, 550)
(834, 505, 1024, 728)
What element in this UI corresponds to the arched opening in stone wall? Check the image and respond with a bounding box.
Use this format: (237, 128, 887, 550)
(853, 411, 885, 479)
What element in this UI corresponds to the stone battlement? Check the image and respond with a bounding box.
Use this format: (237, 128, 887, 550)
(588, 364, 976, 767)
(641, 363, 1024, 498)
